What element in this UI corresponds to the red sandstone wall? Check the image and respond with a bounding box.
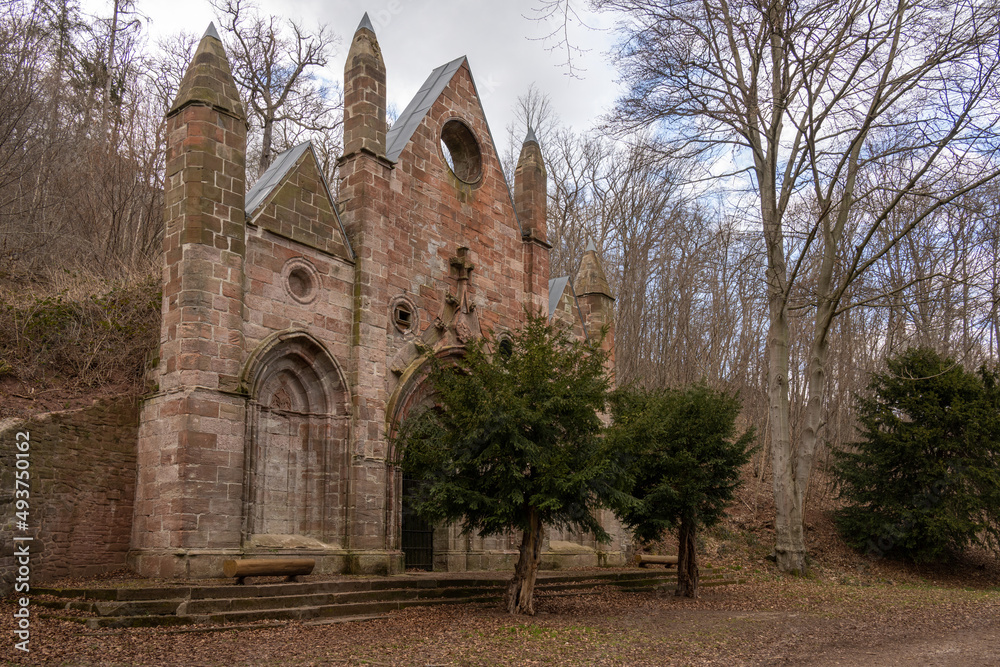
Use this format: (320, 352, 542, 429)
(551, 287, 587, 340)
(386, 62, 528, 345)
(243, 152, 356, 359)
(338, 60, 539, 554)
(0, 399, 138, 595)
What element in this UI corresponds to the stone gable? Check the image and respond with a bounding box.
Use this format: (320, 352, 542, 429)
(125, 18, 625, 579)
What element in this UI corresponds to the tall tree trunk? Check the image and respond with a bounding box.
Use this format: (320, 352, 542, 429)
(675, 518, 699, 598)
(259, 116, 274, 175)
(505, 509, 542, 615)
(760, 121, 809, 572)
(102, 0, 120, 144)
(768, 297, 807, 573)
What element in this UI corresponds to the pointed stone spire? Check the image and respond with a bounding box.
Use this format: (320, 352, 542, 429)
(575, 241, 612, 298)
(203, 22, 221, 41)
(516, 124, 549, 314)
(169, 24, 243, 118)
(575, 240, 615, 380)
(357, 12, 375, 34)
(344, 13, 387, 156)
(515, 125, 546, 242)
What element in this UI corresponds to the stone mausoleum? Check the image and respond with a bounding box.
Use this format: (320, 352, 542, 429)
(0, 16, 625, 589)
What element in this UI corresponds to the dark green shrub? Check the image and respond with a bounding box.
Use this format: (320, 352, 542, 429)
(832, 347, 1000, 562)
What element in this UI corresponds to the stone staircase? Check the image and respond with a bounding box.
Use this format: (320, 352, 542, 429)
(33, 567, 742, 630)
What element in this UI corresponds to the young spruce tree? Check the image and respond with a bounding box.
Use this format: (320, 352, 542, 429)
(607, 384, 755, 597)
(833, 347, 1000, 562)
(396, 314, 618, 615)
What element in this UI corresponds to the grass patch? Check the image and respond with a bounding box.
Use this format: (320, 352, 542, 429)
(0, 271, 160, 393)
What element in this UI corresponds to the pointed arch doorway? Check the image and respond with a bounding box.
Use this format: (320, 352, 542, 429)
(386, 346, 469, 571)
(243, 333, 349, 547)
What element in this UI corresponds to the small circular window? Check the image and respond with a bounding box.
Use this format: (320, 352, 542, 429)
(440, 119, 482, 183)
(282, 258, 320, 304)
(288, 269, 310, 298)
(390, 295, 419, 334)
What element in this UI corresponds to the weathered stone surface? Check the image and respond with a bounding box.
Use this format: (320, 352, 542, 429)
(0, 399, 138, 596)
(169, 25, 244, 119)
(132, 16, 626, 580)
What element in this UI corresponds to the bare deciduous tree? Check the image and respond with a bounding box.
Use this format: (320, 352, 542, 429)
(211, 0, 341, 178)
(531, 0, 1000, 572)
(577, 0, 1000, 572)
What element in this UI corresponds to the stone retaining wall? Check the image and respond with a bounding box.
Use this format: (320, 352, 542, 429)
(0, 398, 138, 596)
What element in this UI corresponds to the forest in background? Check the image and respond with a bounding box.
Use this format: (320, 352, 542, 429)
(3, 0, 1000, 562)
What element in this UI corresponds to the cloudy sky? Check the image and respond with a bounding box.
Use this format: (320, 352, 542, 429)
(92, 0, 627, 142)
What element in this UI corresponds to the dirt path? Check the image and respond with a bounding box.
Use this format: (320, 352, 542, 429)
(756, 616, 1000, 666)
(3, 579, 998, 665)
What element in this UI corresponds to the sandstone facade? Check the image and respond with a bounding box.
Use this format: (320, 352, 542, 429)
(127, 17, 627, 579)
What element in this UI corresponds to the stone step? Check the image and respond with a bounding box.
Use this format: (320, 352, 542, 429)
(34, 597, 186, 616)
(78, 594, 502, 629)
(31, 568, 687, 603)
(34, 576, 490, 603)
(35, 568, 739, 628)
(535, 568, 727, 590)
(179, 584, 504, 615)
(177, 573, 688, 616)
(38, 569, 719, 604)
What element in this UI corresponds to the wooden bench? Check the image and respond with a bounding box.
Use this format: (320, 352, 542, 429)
(222, 558, 315, 584)
(634, 554, 678, 568)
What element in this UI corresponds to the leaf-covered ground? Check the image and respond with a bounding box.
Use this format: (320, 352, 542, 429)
(3, 571, 998, 666)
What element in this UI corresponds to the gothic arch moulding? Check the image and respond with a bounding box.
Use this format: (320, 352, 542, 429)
(241, 331, 351, 549)
(383, 345, 465, 555)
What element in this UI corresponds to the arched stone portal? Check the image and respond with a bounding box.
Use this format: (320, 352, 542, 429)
(384, 347, 464, 570)
(385, 346, 521, 571)
(243, 333, 349, 548)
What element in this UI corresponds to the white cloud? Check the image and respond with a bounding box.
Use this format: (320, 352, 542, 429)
(120, 0, 622, 138)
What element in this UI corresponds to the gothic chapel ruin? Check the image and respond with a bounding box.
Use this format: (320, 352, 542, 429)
(1, 16, 625, 589)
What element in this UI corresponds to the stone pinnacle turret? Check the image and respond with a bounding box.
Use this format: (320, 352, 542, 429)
(516, 125, 550, 315)
(169, 23, 244, 119)
(343, 13, 387, 157)
(575, 241, 615, 378)
(514, 126, 547, 243)
(576, 240, 612, 299)
(133, 21, 249, 579)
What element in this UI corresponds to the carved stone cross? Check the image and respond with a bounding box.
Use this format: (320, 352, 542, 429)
(448, 247, 476, 342)
(449, 247, 475, 315)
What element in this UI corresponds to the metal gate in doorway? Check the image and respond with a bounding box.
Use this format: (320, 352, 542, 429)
(401, 477, 434, 570)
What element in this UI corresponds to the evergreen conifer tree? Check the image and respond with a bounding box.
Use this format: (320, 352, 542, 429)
(833, 347, 1000, 562)
(396, 315, 619, 615)
(607, 384, 755, 597)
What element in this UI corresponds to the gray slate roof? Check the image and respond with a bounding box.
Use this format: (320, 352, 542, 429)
(245, 142, 312, 215)
(385, 56, 466, 162)
(357, 13, 375, 33)
(548, 276, 569, 318)
(548, 276, 590, 341)
(203, 22, 221, 41)
(385, 56, 525, 237)
(244, 141, 354, 260)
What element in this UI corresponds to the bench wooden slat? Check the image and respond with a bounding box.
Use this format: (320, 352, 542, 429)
(634, 554, 678, 567)
(223, 558, 315, 583)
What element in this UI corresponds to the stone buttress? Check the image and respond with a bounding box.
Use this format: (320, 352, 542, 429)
(576, 240, 616, 378)
(337, 15, 399, 564)
(514, 127, 551, 317)
(130, 24, 249, 578)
